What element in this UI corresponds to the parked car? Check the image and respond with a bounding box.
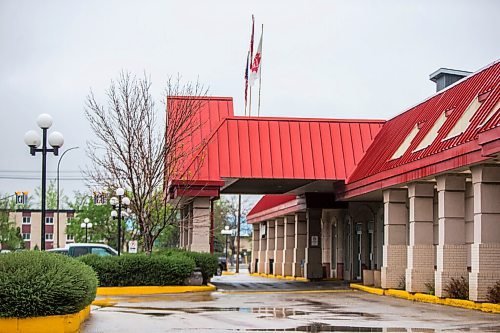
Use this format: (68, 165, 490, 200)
(48, 243, 117, 257)
(47, 248, 69, 255)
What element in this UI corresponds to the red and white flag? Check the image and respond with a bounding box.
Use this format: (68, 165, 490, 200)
(249, 32, 262, 87)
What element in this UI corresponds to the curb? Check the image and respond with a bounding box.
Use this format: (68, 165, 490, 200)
(249, 273, 310, 282)
(222, 271, 236, 276)
(96, 284, 216, 296)
(0, 306, 90, 333)
(350, 283, 500, 314)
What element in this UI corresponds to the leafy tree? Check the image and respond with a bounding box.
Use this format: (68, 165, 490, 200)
(33, 180, 68, 209)
(213, 195, 252, 258)
(67, 192, 118, 247)
(0, 196, 23, 250)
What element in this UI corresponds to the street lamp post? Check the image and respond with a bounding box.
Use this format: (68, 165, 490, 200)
(110, 188, 130, 255)
(24, 114, 64, 250)
(221, 226, 232, 270)
(80, 218, 93, 243)
(56, 146, 79, 247)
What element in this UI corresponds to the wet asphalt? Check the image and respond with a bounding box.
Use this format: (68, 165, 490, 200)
(82, 273, 500, 333)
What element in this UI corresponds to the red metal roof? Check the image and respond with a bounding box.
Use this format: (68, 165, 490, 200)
(247, 195, 296, 217)
(167, 96, 234, 182)
(185, 116, 384, 182)
(344, 60, 500, 198)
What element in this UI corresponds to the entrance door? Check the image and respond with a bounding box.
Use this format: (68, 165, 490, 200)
(355, 223, 362, 280)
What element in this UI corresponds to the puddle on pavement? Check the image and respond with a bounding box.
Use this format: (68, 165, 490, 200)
(98, 305, 310, 318)
(95, 292, 215, 305)
(246, 323, 436, 332)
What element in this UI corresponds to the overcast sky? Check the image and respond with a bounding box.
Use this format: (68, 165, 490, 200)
(0, 0, 499, 206)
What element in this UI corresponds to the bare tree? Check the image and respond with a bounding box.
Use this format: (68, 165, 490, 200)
(85, 72, 208, 253)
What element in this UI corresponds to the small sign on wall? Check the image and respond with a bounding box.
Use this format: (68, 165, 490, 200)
(311, 235, 319, 247)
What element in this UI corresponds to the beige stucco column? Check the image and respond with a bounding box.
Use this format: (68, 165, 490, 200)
(469, 165, 500, 301)
(293, 212, 307, 277)
(406, 182, 435, 292)
(305, 208, 323, 279)
(435, 174, 467, 298)
(381, 188, 408, 289)
(265, 220, 276, 274)
(258, 222, 267, 273)
(190, 197, 211, 252)
(179, 211, 185, 248)
(321, 213, 332, 277)
(251, 224, 260, 274)
(274, 217, 284, 276)
(282, 215, 295, 277)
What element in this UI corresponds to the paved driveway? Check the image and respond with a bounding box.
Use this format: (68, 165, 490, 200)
(83, 274, 499, 333)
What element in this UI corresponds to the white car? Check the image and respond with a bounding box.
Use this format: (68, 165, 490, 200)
(49, 243, 118, 257)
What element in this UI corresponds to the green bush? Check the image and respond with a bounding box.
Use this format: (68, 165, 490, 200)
(79, 253, 195, 287)
(0, 251, 97, 318)
(183, 252, 219, 285)
(443, 276, 469, 300)
(153, 249, 218, 285)
(486, 281, 500, 303)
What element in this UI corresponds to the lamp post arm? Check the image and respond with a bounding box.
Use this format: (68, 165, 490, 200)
(56, 146, 79, 248)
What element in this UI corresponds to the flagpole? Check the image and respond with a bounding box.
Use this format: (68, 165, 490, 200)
(249, 87, 252, 116)
(257, 24, 263, 117)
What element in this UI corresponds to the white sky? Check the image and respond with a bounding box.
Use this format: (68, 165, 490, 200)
(0, 0, 499, 207)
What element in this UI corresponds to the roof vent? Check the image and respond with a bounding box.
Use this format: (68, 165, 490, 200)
(429, 68, 472, 92)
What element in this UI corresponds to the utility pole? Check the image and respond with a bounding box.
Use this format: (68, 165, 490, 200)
(236, 194, 242, 273)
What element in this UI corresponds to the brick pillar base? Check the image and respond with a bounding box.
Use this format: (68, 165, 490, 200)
(406, 245, 435, 292)
(382, 245, 407, 289)
(469, 243, 500, 301)
(435, 244, 468, 297)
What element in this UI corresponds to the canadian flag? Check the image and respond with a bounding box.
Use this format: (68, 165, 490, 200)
(249, 33, 262, 87)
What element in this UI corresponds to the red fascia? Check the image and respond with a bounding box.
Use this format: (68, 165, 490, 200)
(342, 141, 487, 199)
(478, 126, 500, 157)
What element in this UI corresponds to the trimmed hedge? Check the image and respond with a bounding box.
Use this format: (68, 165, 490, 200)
(183, 252, 218, 285)
(79, 253, 195, 287)
(0, 251, 98, 318)
(154, 249, 218, 285)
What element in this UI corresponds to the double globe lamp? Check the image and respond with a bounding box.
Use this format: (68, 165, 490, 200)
(24, 114, 64, 250)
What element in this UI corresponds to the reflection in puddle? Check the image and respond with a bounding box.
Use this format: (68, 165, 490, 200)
(247, 323, 436, 332)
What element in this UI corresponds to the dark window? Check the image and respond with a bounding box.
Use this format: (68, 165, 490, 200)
(73, 247, 90, 257)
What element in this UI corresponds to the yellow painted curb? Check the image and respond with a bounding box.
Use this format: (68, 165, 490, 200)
(350, 283, 500, 314)
(96, 284, 216, 296)
(284, 276, 296, 280)
(443, 298, 482, 310)
(222, 271, 236, 276)
(294, 277, 310, 282)
(413, 293, 440, 304)
(482, 303, 500, 314)
(0, 306, 90, 333)
(385, 289, 412, 300)
(350, 283, 384, 296)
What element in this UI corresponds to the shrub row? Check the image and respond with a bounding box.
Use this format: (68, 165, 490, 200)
(0, 251, 98, 318)
(154, 248, 219, 285)
(78, 253, 195, 287)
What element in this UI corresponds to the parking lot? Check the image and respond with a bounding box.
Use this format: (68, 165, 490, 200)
(82, 274, 499, 332)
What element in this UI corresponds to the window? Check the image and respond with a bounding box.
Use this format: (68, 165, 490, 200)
(45, 217, 54, 224)
(22, 233, 31, 240)
(45, 233, 53, 241)
(91, 247, 113, 257)
(66, 234, 74, 241)
(22, 217, 31, 224)
(67, 217, 74, 225)
(73, 247, 90, 257)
